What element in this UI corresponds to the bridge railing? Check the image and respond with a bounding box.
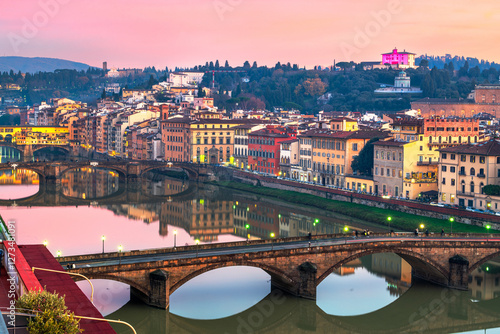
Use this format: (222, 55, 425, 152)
(57, 231, 500, 263)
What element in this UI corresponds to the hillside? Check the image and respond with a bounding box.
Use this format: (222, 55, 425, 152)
(0, 56, 92, 73)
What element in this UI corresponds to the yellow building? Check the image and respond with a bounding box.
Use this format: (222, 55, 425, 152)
(374, 138, 437, 199)
(345, 175, 375, 193)
(190, 119, 250, 164)
(297, 129, 388, 187)
(330, 117, 358, 131)
(0, 126, 69, 146)
(439, 140, 500, 210)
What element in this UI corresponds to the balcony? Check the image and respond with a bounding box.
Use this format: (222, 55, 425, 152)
(457, 191, 475, 197)
(417, 161, 438, 166)
(477, 173, 486, 178)
(458, 171, 466, 176)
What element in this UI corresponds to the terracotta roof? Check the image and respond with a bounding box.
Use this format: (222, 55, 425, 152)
(299, 129, 389, 140)
(439, 140, 500, 156)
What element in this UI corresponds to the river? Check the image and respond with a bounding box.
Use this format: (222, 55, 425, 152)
(1, 167, 500, 334)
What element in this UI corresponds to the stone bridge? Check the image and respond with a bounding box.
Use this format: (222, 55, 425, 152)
(109, 282, 500, 334)
(0, 142, 71, 160)
(0, 161, 208, 182)
(59, 234, 500, 309)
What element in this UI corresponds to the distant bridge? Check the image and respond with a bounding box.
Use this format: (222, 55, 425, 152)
(0, 161, 208, 183)
(59, 234, 500, 309)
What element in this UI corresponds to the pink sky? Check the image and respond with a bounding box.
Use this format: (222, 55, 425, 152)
(1, 0, 500, 69)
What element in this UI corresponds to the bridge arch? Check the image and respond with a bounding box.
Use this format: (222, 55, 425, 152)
(170, 261, 294, 295)
(468, 250, 500, 273)
(58, 165, 127, 180)
(73, 272, 148, 296)
(316, 248, 449, 287)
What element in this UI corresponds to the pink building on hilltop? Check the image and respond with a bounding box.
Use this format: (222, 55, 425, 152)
(382, 48, 416, 69)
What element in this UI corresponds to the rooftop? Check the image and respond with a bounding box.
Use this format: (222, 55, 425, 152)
(439, 140, 500, 156)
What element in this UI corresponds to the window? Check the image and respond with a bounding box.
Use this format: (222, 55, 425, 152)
(470, 168, 475, 176)
(480, 156, 485, 164)
(470, 156, 475, 163)
(451, 154, 456, 160)
(470, 182, 475, 193)
(352, 143, 358, 151)
(375, 150, 379, 159)
(451, 179, 455, 186)
(381, 168, 384, 176)
(420, 146, 423, 151)
(479, 168, 484, 176)
(442, 166, 447, 172)
(460, 167, 465, 175)
(460, 155, 466, 162)
(442, 178, 446, 185)
(442, 153, 447, 159)
(450, 166, 455, 173)
(375, 167, 379, 175)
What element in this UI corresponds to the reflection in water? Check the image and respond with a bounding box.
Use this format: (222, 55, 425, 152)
(0, 169, 39, 199)
(318, 254, 412, 316)
(170, 266, 270, 320)
(61, 168, 120, 199)
(4, 168, 500, 333)
(107, 268, 500, 334)
(0, 146, 21, 163)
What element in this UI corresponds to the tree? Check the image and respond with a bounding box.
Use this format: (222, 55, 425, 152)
(224, 60, 229, 68)
(101, 89, 106, 99)
(252, 61, 258, 69)
(419, 59, 429, 68)
(421, 73, 436, 97)
(483, 185, 500, 196)
(243, 61, 251, 70)
(17, 290, 82, 334)
(215, 60, 220, 69)
(351, 137, 379, 176)
(300, 77, 328, 97)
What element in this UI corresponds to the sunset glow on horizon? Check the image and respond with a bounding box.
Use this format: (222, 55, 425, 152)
(1, 0, 500, 69)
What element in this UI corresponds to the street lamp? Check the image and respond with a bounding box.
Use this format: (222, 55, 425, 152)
(245, 224, 250, 240)
(449, 217, 454, 233)
(420, 224, 425, 230)
(173, 230, 177, 248)
(387, 216, 392, 228)
(118, 245, 123, 265)
(270, 232, 275, 250)
(56, 250, 62, 257)
(101, 235, 105, 254)
(195, 239, 200, 257)
(42, 240, 48, 247)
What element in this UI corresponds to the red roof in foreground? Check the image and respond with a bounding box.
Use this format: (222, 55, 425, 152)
(19, 245, 116, 334)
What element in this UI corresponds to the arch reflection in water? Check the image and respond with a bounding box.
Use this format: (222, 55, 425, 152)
(61, 168, 120, 199)
(141, 170, 190, 197)
(318, 253, 411, 316)
(0, 168, 39, 199)
(0, 146, 21, 163)
(108, 280, 500, 334)
(169, 266, 271, 320)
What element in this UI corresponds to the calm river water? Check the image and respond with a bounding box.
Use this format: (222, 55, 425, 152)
(1, 167, 500, 334)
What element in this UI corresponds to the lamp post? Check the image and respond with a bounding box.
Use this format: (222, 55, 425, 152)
(245, 224, 250, 240)
(387, 216, 392, 231)
(449, 217, 454, 234)
(173, 230, 177, 248)
(195, 239, 200, 257)
(270, 232, 275, 250)
(101, 235, 105, 254)
(56, 250, 61, 257)
(118, 245, 123, 265)
(42, 240, 48, 247)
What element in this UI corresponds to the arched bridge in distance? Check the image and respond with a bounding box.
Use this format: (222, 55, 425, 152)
(0, 161, 208, 182)
(59, 233, 500, 310)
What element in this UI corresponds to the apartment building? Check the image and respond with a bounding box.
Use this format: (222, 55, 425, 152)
(438, 140, 500, 210)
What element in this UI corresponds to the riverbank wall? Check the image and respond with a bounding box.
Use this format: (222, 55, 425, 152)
(212, 167, 500, 230)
